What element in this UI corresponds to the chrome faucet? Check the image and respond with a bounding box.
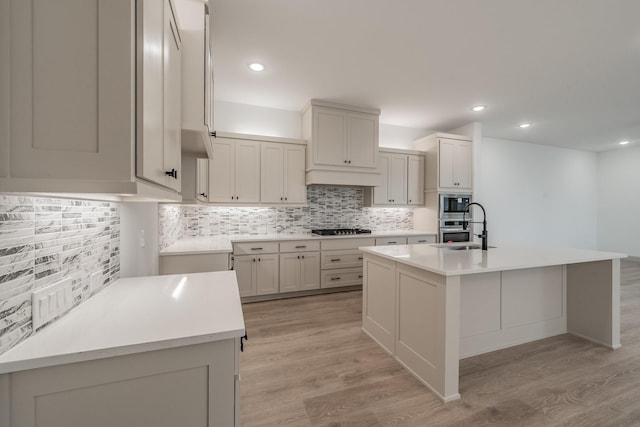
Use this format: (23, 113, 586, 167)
(463, 202, 488, 251)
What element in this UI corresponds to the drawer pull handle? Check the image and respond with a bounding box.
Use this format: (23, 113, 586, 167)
(358, 275, 363, 279)
(358, 256, 363, 260)
(331, 277, 341, 281)
(330, 258, 341, 262)
(388, 241, 397, 244)
(418, 240, 427, 243)
(295, 245, 307, 248)
(251, 247, 263, 251)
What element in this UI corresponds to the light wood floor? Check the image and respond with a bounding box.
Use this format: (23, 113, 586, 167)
(240, 260, 640, 426)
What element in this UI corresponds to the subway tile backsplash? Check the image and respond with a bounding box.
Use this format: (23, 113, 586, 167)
(159, 185, 414, 249)
(0, 195, 120, 356)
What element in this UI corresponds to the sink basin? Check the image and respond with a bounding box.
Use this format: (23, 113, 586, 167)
(446, 244, 496, 251)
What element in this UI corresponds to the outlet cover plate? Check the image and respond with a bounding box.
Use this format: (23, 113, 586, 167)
(32, 277, 73, 330)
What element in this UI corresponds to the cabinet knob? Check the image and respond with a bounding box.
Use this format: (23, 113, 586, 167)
(165, 168, 178, 179)
(344, 160, 348, 164)
(199, 193, 207, 197)
(348, 160, 351, 164)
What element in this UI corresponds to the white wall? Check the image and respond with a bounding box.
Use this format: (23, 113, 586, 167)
(477, 137, 598, 249)
(214, 100, 302, 139)
(214, 100, 431, 148)
(379, 123, 431, 150)
(120, 202, 159, 277)
(597, 146, 640, 257)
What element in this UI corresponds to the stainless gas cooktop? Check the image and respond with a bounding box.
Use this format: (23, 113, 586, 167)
(311, 228, 372, 236)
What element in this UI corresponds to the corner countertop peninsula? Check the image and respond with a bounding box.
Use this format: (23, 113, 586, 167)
(359, 242, 626, 403)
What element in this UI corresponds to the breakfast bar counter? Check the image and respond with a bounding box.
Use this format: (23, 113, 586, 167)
(359, 242, 627, 402)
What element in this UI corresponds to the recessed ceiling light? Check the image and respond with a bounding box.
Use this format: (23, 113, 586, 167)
(471, 105, 486, 112)
(519, 123, 531, 128)
(619, 140, 630, 145)
(248, 63, 265, 72)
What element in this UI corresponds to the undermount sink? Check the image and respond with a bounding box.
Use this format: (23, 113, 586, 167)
(446, 244, 496, 251)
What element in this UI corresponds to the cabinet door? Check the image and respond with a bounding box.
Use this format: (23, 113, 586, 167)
(313, 107, 347, 166)
(163, 1, 182, 191)
(195, 158, 209, 202)
(407, 154, 424, 205)
(256, 254, 279, 295)
(5, 0, 133, 182)
(347, 112, 378, 168)
(279, 253, 302, 292)
(234, 141, 260, 203)
(233, 255, 256, 297)
(438, 139, 457, 189)
(209, 140, 235, 202)
(454, 140, 472, 190)
(260, 143, 284, 203)
(389, 154, 407, 205)
(300, 252, 320, 290)
(373, 153, 391, 205)
(283, 144, 307, 203)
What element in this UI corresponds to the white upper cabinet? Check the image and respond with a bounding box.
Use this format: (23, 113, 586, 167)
(180, 1, 214, 155)
(137, 0, 182, 192)
(209, 137, 260, 204)
(407, 154, 425, 205)
(302, 100, 382, 186)
(365, 149, 424, 207)
(261, 142, 306, 204)
(0, 0, 182, 200)
(414, 133, 473, 193)
(207, 132, 306, 206)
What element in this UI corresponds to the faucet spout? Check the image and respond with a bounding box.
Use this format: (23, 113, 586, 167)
(463, 202, 488, 251)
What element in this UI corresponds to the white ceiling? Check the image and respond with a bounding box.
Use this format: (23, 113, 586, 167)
(202, 0, 640, 152)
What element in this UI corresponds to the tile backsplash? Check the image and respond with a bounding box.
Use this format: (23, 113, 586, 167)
(159, 186, 414, 249)
(0, 195, 120, 356)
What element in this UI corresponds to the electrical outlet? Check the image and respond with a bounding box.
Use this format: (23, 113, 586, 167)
(90, 271, 102, 293)
(139, 229, 146, 248)
(32, 277, 73, 329)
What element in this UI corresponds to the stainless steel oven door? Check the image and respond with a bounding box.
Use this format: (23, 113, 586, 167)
(440, 228, 471, 243)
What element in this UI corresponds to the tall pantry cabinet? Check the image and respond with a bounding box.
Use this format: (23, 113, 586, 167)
(0, 0, 182, 199)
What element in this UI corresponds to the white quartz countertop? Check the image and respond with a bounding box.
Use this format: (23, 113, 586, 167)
(359, 242, 627, 276)
(0, 271, 246, 374)
(160, 230, 437, 256)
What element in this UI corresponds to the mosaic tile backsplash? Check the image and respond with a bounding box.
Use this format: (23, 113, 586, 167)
(0, 195, 120, 356)
(159, 186, 414, 249)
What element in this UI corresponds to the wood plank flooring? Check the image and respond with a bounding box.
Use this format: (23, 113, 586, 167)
(240, 260, 640, 426)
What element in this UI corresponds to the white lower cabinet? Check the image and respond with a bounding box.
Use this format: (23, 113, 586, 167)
(319, 237, 375, 289)
(1, 339, 240, 427)
(407, 235, 437, 244)
(233, 253, 279, 297)
(280, 252, 320, 292)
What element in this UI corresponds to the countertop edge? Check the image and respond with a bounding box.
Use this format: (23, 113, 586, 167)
(159, 231, 438, 256)
(359, 245, 628, 276)
(0, 328, 246, 375)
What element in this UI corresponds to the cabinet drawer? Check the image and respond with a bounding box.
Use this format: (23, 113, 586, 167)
(407, 235, 436, 244)
(233, 242, 279, 255)
(279, 240, 320, 253)
(375, 237, 408, 246)
(320, 237, 375, 251)
(321, 267, 364, 288)
(321, 250, 364, 269)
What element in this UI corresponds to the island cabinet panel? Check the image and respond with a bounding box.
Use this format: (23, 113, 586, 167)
(501, 266, 564, 328)
(393, 264, 460, 403)
(6, 340, 238, 427)
(362, 256, 396, 353)
(567, 259, 621, 349)
(459, 272, 501, 338)
(459, 266, 567, 359)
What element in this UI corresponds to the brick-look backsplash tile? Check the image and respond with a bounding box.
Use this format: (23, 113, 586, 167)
(159, 186, 414, 249)
(0, 195, 120, 356)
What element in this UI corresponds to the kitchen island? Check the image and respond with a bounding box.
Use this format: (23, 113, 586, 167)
(359, 242, 626, 403)
(0, 271, 245, 427)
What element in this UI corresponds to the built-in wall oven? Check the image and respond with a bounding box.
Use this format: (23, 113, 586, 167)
(438, 194, 472, 243)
